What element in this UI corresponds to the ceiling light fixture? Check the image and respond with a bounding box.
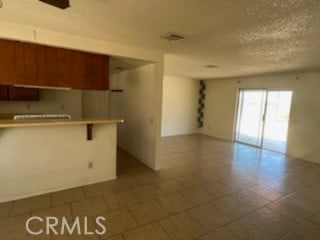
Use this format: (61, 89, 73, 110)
(161, 33, 185, 42)
(39, 0, 70, 9)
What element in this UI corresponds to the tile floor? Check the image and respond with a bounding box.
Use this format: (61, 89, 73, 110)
(1, 134, 320, 239)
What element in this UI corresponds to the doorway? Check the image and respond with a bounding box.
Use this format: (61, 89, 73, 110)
(235, 89, 293, 153)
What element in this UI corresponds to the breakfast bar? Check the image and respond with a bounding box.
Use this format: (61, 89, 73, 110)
(0, 118, 123, 203)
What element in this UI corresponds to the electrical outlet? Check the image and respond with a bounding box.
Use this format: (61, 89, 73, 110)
(88, 162, 93, 169)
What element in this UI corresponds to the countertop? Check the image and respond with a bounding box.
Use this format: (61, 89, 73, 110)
(0, 118, 124, 128)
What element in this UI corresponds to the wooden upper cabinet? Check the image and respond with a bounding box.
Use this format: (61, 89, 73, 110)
(72, 52, 109, 90)
(84, 53, 109, 90)
(0, 39, 109, 90)
(23, 42, 46, 86)
(56, 48, 73, 88)
(24, 43, 72, 88)
(0, 85, 39, 101)
(8, 86, 39, 101)
(71, 51, 86, 89)
(0, 39, 24, 85)
(0, 85, 9, 100)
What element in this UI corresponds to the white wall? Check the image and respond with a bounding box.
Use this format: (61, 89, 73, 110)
(161, 75, 199, 137)
(201, 71, 320, 164)
(82, 90, 109, 118)
(0, 123, 117, 203)
(0, 89, 82, 118)
(109, 64, 162, 170)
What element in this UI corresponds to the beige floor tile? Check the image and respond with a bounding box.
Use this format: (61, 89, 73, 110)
(51, 217, 99, 240)
(0, 214, 34, 239)
(180, 187, 216, 205)
(123, 222, 170, 240)
(156, 168, 182, 180)
(106, 235, 125, 240)
(291, 220, 320, 240)
(176, 175, 205, 187)
(267, 200, 313, 224)
(83, 181, 114, 198)
(202, 182, 238, 198)
(11, 194, 51, 216)
(52, 188, 86, 206)
(226, 208, 296, 240)
(111, 176, 140, 192)
(0, 201, 13, 219)
(226, 219, 276, 240)
(31, 204, 72, 228)
(52, 234, 99, 240)
(281, 193, 320, 213)
(219, 176, 256, 189)
(309, 212, 320, 225)
(99, 208, 137, 238)
(104, 190, 139, 210)
(157, 193, 194, 214)
(128, 199, 168, 225)
(211, 192, 269, 219)
(127, 167, 154, 177)
(131, 184, 165, 201)
(71, 197, 109, 217)
(280, 232, 307, 240)
(197, 227, 240, 240)
(188, 204, 232, 231)
(135, 172, 163, 185)
(159, 212, 205, 240)
(240, 185, 283, 201)
(156, 179, 187, 193)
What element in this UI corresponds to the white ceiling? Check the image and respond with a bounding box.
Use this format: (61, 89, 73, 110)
(0, 0, 320, 79)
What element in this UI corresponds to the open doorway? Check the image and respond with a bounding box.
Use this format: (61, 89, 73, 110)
(235, 89, 293, 153)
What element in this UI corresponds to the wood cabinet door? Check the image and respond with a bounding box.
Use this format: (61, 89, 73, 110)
(0, 86, 9, 100)
(23, 42, 46, 86)
(56, 48, 73, 88)
(24, 43, 73, 88)
(44, 46, 58, 87)
(0, 39, 24, 85)
(1, 39, 109, 90)
(8, 86, 39, 101)
(84, 53, 109, 90)
(71, 51, 86, 89)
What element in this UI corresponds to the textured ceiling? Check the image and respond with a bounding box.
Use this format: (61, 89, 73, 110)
(0, 0, 320, 79)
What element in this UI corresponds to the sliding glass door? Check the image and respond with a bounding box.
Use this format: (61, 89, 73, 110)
(262, 91, 293, 153)
(235, 90, 267, 147)
(235, 89, 293, 153)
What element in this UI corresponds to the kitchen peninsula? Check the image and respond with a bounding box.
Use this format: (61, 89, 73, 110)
(0, 118, 123, 203)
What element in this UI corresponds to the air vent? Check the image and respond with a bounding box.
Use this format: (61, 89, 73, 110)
(39, 0, 70, 9)
(204, 65, 219, 69)
(161, 33, 185, 42)
(115, 67, 125, 70)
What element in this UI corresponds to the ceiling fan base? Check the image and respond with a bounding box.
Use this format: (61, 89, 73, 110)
(39, 0, 70, 9)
